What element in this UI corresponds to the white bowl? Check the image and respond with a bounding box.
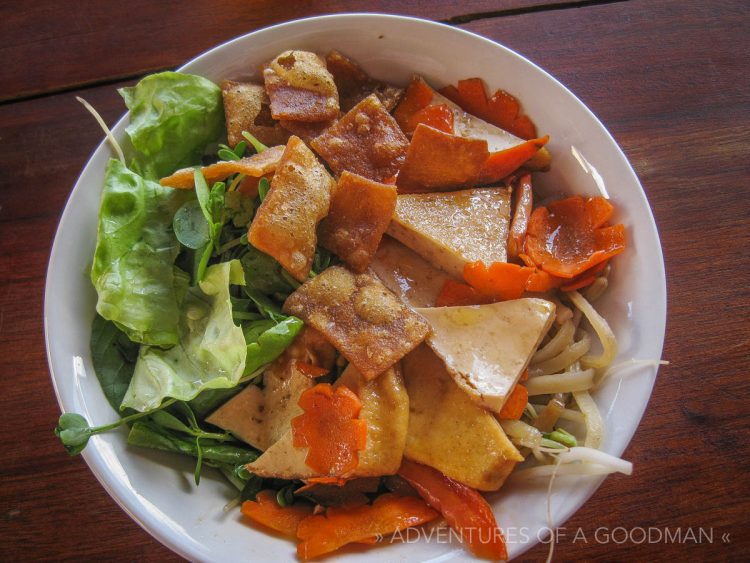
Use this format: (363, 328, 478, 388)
(45, 13, 666, 562)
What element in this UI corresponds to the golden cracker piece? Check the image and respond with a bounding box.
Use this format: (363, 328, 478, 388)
(263, 50, 339, 122)
(311, 94, 409, 182)
(221, 80, 290, 148)
(326, 50, 403, 113)
(283, 265, 430, 379)
(318, 171, 397, 273)
(248, 136, 335, 282)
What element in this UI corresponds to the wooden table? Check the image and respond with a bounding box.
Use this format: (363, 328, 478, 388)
(1, 0, 748, 560)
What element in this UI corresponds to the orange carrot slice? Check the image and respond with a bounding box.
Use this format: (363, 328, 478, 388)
(479, 135, 549, 184)
(398, 460, 508, 561)
(291, 384, 367, 476)
(463, 261, 534, 301)
(507, 173, 534, 260)
(241, 490, 313, 537)
(525, 196, 625, 279)
(497, 384, 528, 420)
(394, 78, 434, 132)
(296, 493, 438, 560)
(407, 103, 454, 134)
(435, 279, 489, 307)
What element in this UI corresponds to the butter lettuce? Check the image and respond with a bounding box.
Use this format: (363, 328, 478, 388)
(121, 261, 248, 412)
(91, 159, 190, 346)
(244, 316, 303, 376)
(119, 72, 224, 180)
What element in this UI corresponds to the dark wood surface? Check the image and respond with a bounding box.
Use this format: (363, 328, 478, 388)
(1, 0, 748, 561)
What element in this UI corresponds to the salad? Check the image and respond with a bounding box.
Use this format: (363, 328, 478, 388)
(55, 48, 636, 560)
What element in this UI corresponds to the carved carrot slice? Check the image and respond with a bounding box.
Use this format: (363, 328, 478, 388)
(497, 384, 528, 420)
(525, 196, 625, 278)
(398, 460, 508, 561)
(463, 261, 534, 301)
(407, 103, 454, 134)
(241, 490, 313, 537)
(435, 279, 489, 307)
(291, 383, 367, 476)
(296, 493, 438, 560)
(393, 78, 434, 132)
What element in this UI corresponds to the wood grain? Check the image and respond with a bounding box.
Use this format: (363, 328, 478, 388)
(1, 0, 749, 561)
(0, 0, 593, 102)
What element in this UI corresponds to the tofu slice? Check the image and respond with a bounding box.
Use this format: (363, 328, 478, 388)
(206, 327, 335, 450)
(369, 236, 452, 308)
(402, 344, 523, 491)
(283, 266, 430, 379)
(417, 299, 556, 413)
(415, 75, 550, 170)
(386, 187, 512, 279)
(247, 363, 408, 479)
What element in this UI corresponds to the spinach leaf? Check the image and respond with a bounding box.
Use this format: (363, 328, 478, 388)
(189, 386, 244, 420)
(127, 422, 258, 466)
(90, 314, 139, 411)
(91, 159, 190, 346)
(244, 316, 303, 376)
(173, 199, 210, 250)
(120, 72, 224, 180)
(240, 246, 296, 296)
(121, 261, 247, 412)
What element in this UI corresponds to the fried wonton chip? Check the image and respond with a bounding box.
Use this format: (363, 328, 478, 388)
(263, 50, 339, 122)
(318, 171, 397, 273)
(159, 145, 285, 189)
(326, 50, 404, 113)
(396, 124, 489, 193)
(311, 94, 409, 182)
(206, 327, 336, 450)
(249, 136, 335, 281)
(283, 266, 430, 379)
(221, 80, 290, 148)
(279, 118, 336, 144)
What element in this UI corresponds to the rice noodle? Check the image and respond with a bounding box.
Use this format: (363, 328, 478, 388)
(533, 394, 566, 432)
(568, 290, 618, 370)
(551, 299, 574, 326)
(529, 404, 585, 424)
(501, 419, 542, 449)
(584, 276, 608, 302)
(572, 390, 604, 448)
(530, 330, 591, 375)
(76, 96, 125, 164)
(532, 320, 574, 364)
(525, 369, 595, 396)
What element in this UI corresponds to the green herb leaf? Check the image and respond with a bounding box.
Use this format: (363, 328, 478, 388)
(90, 314, 139, 412)
(257, 177, 271, 201)
(173, 199, 211, 250)
(54, 413, 92, 455)
(240, 474, 264, 502)
(241, 131, 268, 154)
(218, 148, 240, 161)
(240, 246, 296, 297)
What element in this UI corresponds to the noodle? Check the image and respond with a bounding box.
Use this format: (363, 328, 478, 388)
(511, 462, 624, 480)
(525, 369, 595, 396)
(532, 320, 575, 364)
(500, 419, 542, 449)
(530, 330, 591, 376)
(567, 290, 618, 370)
(529, 404, 585, 424)
(572, 390, 604, 449)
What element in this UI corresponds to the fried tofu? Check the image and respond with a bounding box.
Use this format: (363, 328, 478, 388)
(402, 344, 523, 491)
(283, 266, 430, 379)
(318, 171, 397, 273)
(386, 188, 512, 278)
(159, 145, 285, 189)
(326, 50, 403, 113)
(396, 123, 489, 192)
(369, 236, 452, 308)
(279, 118, 336, 144)
(206, 327, 336, 450)
(221, 80, 290, 148)
(417, 299, 555, 413)
(335, 364, 409, 476)
(246, 363, 408, 479)
(263, 50, 339, 122)
(248, 136, 335, 281)
(311, 94, 409, 182)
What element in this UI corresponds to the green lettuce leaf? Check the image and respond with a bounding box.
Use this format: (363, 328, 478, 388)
(91, 159, 190, 346)
(244, 316, 303, 376)
(121, 261, 247, 412)
(119, 72, 224, 180)
(90, 314, 139, 412)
